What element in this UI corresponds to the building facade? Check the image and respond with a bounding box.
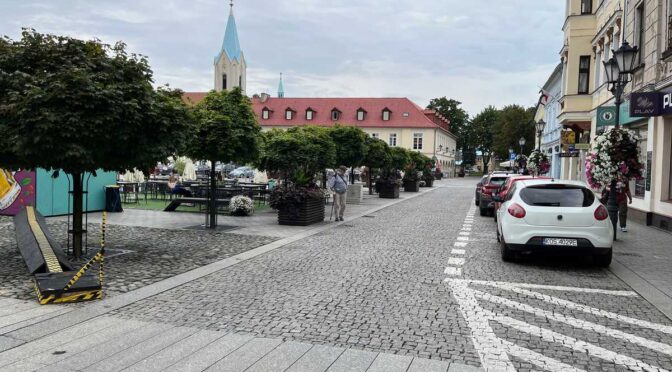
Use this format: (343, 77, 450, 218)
(537, 64, 564, 179)
(249, 95, 458, 174)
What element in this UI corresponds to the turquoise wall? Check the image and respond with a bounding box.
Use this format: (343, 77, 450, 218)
(36, 169, 117, 216)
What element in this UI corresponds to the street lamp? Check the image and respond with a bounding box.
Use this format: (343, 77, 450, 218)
(518, 137, 526, 156)
(535, 119, 546, 151)
(508, 147, 514, 168)
(603, 40, 639, 240)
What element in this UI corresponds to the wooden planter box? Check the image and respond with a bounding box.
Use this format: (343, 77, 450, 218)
(403, 180, 420, 192)
(278, 197, 325, 226)
(378, 183, 400, 199)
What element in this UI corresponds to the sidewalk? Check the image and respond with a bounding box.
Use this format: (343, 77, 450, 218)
(610, 221, 672, 320)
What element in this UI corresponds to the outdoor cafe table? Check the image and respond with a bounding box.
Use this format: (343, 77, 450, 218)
(116, 181, 139, 204)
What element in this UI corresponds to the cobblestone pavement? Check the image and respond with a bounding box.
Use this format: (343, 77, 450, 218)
(0, 219, 275, 300)
(102, 178, 672, 370)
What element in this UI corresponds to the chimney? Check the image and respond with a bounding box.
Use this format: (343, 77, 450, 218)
(260, 93, 270, 103)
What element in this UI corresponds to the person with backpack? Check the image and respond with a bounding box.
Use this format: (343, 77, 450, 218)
(328, 165, 349, 221)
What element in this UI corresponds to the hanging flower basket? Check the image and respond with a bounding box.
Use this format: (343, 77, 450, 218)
(527, 151, 550, 176)
(514, 154, 527, 168)
(585, 128, 644, 189)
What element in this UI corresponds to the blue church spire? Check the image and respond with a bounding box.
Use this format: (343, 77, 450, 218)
(216, 0, 242, 62)
(278, 73, 285, 98)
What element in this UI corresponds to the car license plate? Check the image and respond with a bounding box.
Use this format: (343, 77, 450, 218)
(543, 238, 578, 247)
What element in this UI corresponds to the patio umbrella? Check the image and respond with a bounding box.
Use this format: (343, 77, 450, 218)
(183, 160, 197, 180)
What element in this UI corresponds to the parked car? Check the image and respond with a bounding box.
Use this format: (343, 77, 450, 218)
(475, 176, 487, 206)
(494, 179, 613, 266)
(478, 173, 511, 216)
(492, 175, 551, 221)
(230, 166, 254, 178)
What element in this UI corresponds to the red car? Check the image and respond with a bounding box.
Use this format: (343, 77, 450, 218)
(479, 173, 511, 216)
(475, 175, 487, 206)
(492, 175, 551, 220)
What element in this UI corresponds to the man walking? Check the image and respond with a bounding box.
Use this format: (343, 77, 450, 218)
(328, 166, 349, 221)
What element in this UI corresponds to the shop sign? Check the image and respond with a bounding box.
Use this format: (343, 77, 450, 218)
(559, 152, 579, 158)
(574, 143, 591, 150)
(597, 101, 641, 127)
(630, 91, 672, 117)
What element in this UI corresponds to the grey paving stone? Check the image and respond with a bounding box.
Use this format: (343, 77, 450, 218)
(206, 336, 283, 372)
(124, 329, 225, 372)
(86, 326, 196, 372)
(0, 306, 66, 329)
(447, 362, 485, 371)
(326, 348, 378, 372)
(0, 316, 121, 368)
(407, 357, 449, 372)
(286, 345, 346, 372)
(366, 353, 412, 372)
(246, 340, 312, 372)
(0, 336, 23, 353)
(1, 359, 46, 372)
(166, 333, 254, 372)
(41, 321, 171, 371)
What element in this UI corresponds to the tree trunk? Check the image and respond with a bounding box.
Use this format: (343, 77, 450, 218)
(350, 166, 355, 184)
(209, 162, 217, 228)
(72, 173, 84, 258)
(368, 170, 373, 195)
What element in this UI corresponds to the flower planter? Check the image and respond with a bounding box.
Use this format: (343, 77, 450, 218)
(277, 197, 325, 226)
(403, 180, 420, 192)
(378, 183, 400, 199)
(346, 183, 363, 204)
(434, 173, 443, 180)
(421, 179, 434, 187)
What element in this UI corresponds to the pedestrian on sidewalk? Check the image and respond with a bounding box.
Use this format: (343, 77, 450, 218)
(601, 182, 633, 232)
(328, 165, 349, 221)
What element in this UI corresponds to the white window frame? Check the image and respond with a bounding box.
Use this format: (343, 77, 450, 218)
(413, 133, 423, 150)
(262, 109, 269, 120)
(389, 133, 397, 147)
(357, 110, 365, 121)
(332, 110, 340, 121)
(285, 110, 293, 120)
(382, 110, 390, 121)
(371, 133, 380, 139)
(306, 110, 313, 120)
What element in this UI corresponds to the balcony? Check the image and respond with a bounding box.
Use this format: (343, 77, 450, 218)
(557, 95, 593, 127)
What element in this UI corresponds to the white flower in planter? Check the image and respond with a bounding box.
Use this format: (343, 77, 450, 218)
(230, 195, 254, 216)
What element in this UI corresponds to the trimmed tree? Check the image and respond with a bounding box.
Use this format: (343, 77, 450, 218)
(361, 137, 390, 195)
(0, 30, 191, 257)
(328, 125, 368, 183)
(186, 87, 261, 228)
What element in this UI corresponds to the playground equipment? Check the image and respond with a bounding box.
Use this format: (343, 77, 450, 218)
(14, 206, 106, 304)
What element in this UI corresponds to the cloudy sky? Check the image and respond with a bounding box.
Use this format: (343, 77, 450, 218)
(0, 0, 564, 115)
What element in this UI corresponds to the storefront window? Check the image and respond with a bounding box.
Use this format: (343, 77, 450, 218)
(629, 125, 647, 198)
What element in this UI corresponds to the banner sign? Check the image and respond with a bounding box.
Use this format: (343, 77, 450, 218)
(597, 101, 641, 127)
(559, 152, 580, 158)
(630, 91, 672, 117)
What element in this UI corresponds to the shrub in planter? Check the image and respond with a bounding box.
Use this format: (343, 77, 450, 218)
(270, 185, 325, 225)
(229, 195, 254, 216)
(376, 176, 401, 198)
(402, 165, 420, 192)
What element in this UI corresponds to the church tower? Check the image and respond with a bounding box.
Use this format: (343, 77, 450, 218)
(214, 1, 246, 92)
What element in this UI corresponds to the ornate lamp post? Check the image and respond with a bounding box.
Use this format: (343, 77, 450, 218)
(518, 137, 526, 173)
(508, 147, 514, 168)
(603, 41, 639, 240)
(536, 119, 546, 151)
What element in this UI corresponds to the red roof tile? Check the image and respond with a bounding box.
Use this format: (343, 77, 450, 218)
(182, 92, 208, 105)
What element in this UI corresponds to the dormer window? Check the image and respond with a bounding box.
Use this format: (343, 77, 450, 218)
(402, 112, 410, 117)
(306, 108, 314, 120)
(357, 108, 367, 121)
(285, 108, 295, 120)
(382, 108, 391, 121)
(261, 107, 271, 120)
(331, 108, 341, 121)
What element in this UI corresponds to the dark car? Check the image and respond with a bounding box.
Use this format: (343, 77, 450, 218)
(475, 176, 487, 206)
(492, 175, 550, 221)
(479, 173, 510, 216)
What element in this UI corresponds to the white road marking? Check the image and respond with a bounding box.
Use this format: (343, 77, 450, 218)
(448, 257, 465, 266)
(451, 249, 466, 255)
(473, 289, 672, 355)
(453, 242, 468, 247)
(461, 227, 472, 231)
(446, 279, 672, 372)
(457, 237, 469, 241)
(459, 232, 470, 236)
(444, 267, 462, 276)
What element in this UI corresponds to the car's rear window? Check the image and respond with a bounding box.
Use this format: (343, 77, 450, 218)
(519, 185, 595, 207)
(488, 177, 508, 186)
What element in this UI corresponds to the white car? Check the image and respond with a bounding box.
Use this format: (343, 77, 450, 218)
(495, 179, 613, 267)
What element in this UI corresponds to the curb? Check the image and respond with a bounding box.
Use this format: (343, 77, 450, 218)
(609, 258, 672, 321)
(3, 185, 440, 344)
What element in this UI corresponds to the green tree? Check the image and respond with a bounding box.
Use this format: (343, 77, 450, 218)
(328, 125, 368, 183)
(471, 106, 499, 174)
(386, 147, 411, 176)
(187, 88, 261, 228)
(492, 104, 535, 160)
(361, 137, 390, 194)
(0, 30, 191, 257)
(427, 97, 470, 151)
(256, 126, 336, 184)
